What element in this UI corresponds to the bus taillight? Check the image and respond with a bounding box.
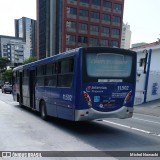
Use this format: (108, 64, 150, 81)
(83, 91, 92, 107)
(124, 91, 132, 104)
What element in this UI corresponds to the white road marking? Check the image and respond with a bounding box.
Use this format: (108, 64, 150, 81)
(132, 117, 160, 125)
(103, 120, 160, 137)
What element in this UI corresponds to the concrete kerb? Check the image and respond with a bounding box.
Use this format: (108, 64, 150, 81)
(134, 99, 160, 117)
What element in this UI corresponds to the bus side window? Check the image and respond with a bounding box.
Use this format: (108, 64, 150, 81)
(57, 58, 74, 87)
(36, 65, 46, 86)
(45, 63, 57, 87)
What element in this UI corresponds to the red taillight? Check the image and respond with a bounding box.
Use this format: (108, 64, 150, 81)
(84, 93, 88, 97)
(124, 91, 132, 103)
(128, 91, 132, 97)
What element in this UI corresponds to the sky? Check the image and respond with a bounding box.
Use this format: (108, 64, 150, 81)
(0, 0, 160, 45)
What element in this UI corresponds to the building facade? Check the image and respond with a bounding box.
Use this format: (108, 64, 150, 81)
(130, 42, 160, 105)
(37, 0, 124, 59)
(120, 23, 131, 49)
(15, 17, 37, 60)
(0, 35, 26, 67)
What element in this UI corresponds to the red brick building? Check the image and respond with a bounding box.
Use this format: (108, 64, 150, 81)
(37, 0, 124, 59)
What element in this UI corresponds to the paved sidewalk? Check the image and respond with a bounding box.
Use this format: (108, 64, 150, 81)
(134, 99, 160, 117)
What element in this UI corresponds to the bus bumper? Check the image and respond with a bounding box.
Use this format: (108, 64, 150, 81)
(75, 106, 134, 121)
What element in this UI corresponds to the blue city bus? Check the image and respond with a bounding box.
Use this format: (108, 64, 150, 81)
(12, 47, 137, 121)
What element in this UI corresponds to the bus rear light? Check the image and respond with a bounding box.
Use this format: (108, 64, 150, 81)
(124, 91, 132, 104)
(84, 92, 88, 97)
(83, 91, 92, 107)
(80, 114, 85, 117)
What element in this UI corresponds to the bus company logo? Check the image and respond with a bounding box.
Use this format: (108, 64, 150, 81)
(86, 86, 92, 92)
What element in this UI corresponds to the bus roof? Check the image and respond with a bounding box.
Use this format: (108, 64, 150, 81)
(13, 47, 81, 71)
(13, 47, 136, 71)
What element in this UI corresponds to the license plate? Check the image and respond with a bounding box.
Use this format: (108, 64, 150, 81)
(103, 103, 114, 107)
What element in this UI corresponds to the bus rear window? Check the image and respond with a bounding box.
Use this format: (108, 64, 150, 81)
(86, 53, 132, 78)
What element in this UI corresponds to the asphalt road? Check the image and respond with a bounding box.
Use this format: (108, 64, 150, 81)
(0, 91, 160, 160)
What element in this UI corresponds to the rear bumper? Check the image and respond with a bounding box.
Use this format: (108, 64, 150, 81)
(75, 106, 134, 121)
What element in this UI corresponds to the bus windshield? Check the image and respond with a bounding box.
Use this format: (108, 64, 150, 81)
(86, 53, 132, 78)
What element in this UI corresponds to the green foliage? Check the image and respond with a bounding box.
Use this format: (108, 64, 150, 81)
(2, 69, 12, 83)
(23, 56, 37, 64)
(0, 58, 10, 73)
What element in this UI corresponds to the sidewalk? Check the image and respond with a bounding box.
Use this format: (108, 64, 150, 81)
(134, 99, 160, 117)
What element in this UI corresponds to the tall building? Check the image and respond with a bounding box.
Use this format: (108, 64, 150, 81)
(0, 35, 26, 67)
(15, 17, 37, 60)
(37, 0, 124, 59)
(120, 23, 131, 49)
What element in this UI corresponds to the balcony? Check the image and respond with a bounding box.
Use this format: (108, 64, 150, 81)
(90, 18, 100, 23)
(113, 9, 121, 14)
(112, 22, 120, 27)
(67, 28, 76, 33)
(66, 41, 76, 46)
(111, 35, 120, 39)
(67, 0, 77, 5)
(101, 33, 109, 37)
(79, 2, 89, 8)
(79, 16, 88, 21)
(67, 14, 77, 19)
(91, 5, 100, 10)
(90, 31, 99, 36)
(102, 20, 110, 25)
(103, 7, 111, 12)
(79, 30, 87, 34)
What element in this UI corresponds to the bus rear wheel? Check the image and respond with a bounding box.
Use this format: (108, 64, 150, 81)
(40, 101, 48, 120)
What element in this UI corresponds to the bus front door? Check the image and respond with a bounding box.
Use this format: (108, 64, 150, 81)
(29, 70, 36, 109)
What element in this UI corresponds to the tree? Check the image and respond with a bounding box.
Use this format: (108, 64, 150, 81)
(2, 69, 12, 83)
(0, 58, 10, 73)
(23, 56, 37, 64)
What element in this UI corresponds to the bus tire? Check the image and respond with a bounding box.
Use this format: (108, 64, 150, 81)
(40, 101, 48, 120)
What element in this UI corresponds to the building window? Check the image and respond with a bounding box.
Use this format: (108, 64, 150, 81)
(78, 36, 88, 43)
(103, 1, 112, 9)
(100, 39, 109, 46)
(68, 7, 77, 15)
(66, 35, 76, 42)
(101, 27, 110, 34)
(110, 41, 119, 47)
(111, 28, 120, 38)
(79, 9, 89, 17)
(91, 0, 101, 6)
(80, 0, 89, 3)
(91, 12, 100, 19)
(66, 21, 76, 29)
(79, 23, 88, 31)
(102, 14, 111, 22)
(112, 16, 121, 24)
(89, 38, 98, 46)
(114, 3, 122, 12)
(90, 25, 99, 32)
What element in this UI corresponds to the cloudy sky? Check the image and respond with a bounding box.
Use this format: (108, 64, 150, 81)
(0, 0, 160, 45)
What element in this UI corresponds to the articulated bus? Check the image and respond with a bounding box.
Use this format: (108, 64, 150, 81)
(12, 47, 137, 121)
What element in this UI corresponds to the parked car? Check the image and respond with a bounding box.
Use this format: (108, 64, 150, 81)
(2, 84, 12, 94)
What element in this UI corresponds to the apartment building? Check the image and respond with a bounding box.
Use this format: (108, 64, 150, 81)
(0, 35, 25, 67)
(37, 0, 124, 59)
